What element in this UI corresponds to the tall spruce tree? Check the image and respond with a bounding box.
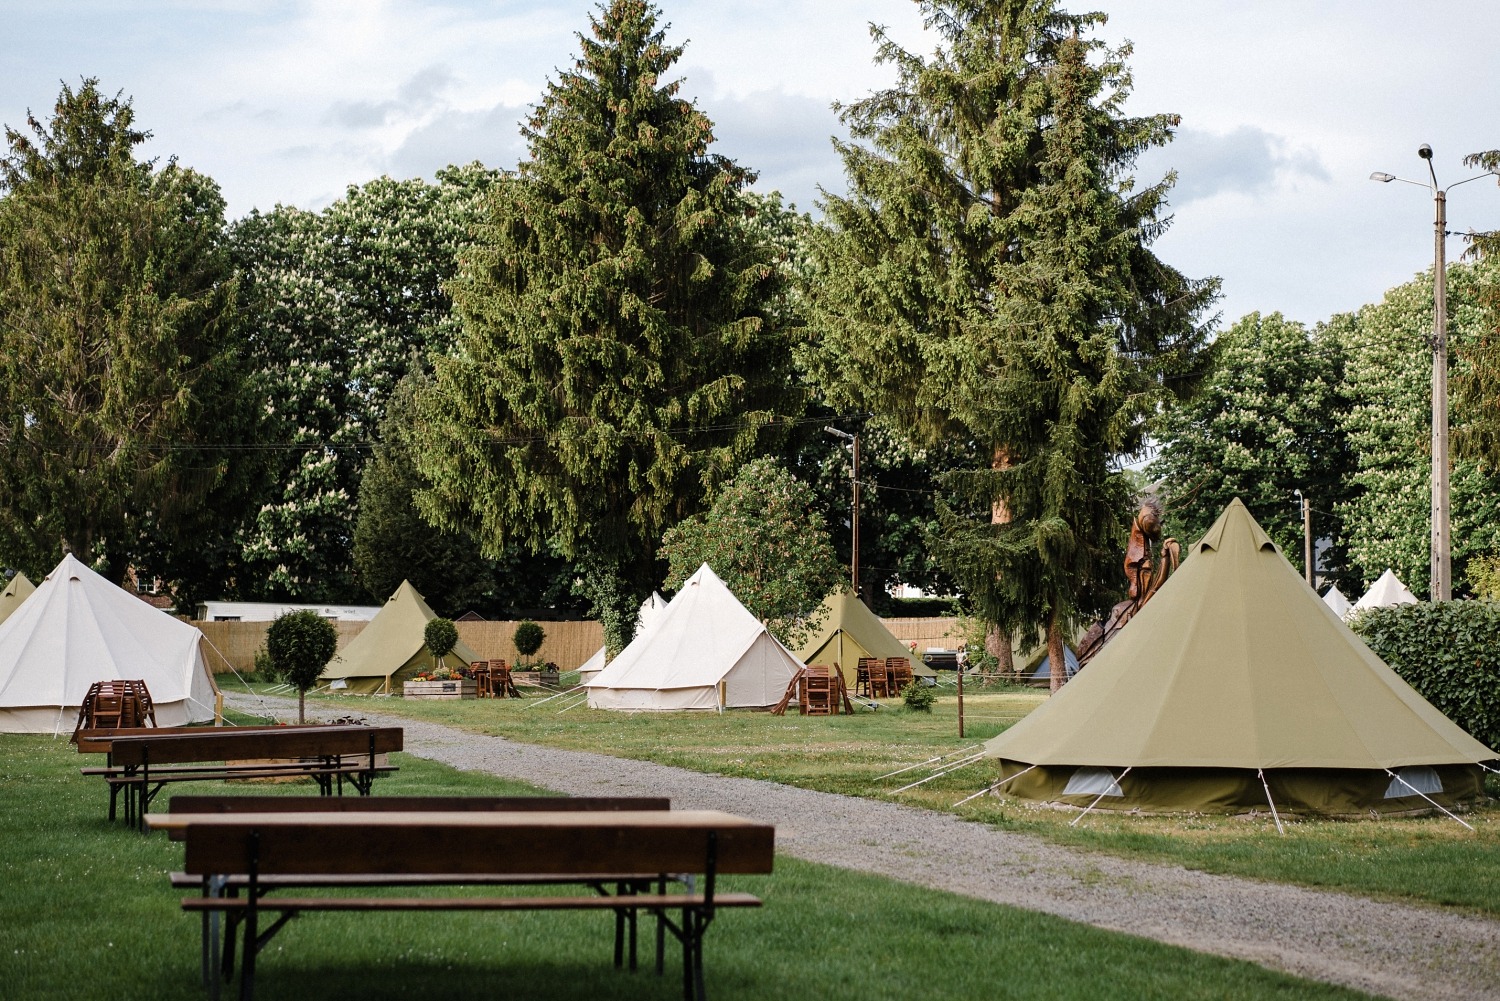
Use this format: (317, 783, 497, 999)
(415, 0, 798, 654)
(812, 3, 1215, 689)
(0, 80, 266, 592)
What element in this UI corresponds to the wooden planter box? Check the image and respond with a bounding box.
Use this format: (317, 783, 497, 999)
(402, 679, 477, 700)
(510, 670, 560, 688)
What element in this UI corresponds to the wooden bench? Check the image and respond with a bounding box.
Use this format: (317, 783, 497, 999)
(152, 807, 773, 1001)
(87, 726, 403, 829)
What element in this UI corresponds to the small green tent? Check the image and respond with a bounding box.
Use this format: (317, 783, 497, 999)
(320, 580, 481, 695)
(796, 589, 935, 685)
(983, 499, 1496, 817)
(0, 573, 35, 626)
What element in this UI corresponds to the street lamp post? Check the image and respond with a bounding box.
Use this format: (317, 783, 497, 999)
(1370, 147, 1497, 601)
(824, 427, 860, 596)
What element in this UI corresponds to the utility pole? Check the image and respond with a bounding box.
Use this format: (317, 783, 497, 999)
(824, 427, 861, 596)
(1370, 145, 1498, 600)
(1294, 489, 1314, 587)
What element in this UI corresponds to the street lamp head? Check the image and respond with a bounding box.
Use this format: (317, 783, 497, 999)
(1418, 144, 1434, 160)
(1369, 171, 1396, 183)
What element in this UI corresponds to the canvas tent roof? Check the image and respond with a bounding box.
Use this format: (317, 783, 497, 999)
(794, 589, 935, 681)
(983, 499, 1495, 815)
(577, 592, 667, 681)
(1351, 569, 1418, 616)
(585, 564, 803, 711)
(321, 580, 480, 695)
(0, 572, 35, 626)
(1321, 584, 1353, 620)
(0, 555, 217, 733)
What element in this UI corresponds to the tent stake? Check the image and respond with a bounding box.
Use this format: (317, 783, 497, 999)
(953, 763, 1037, 806)
(1384, 769, 1474, 830)
(891, 753, 985, 794)
(1257, 769, 1286, 836)
(1070, 767, 1132, 827)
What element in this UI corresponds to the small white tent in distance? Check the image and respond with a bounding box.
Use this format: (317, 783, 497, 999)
(0, 554, 218, 733)
(1351, 569, 1419, 617)
(585, 564, 803, 710)
(576, 592, 667, 684)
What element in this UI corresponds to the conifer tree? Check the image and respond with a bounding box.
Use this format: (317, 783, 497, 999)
(416, 0, 798, 654)
(0, 80, 265, 593)
(813, 3, 1216, 689)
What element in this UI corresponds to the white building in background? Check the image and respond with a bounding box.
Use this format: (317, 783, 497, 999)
(194, 600, 380, 622)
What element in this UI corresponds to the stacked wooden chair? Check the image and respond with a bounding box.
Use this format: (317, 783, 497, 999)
(470, 662, 493, 698)
(887, 657, 913, 694)
(489, 660, 522, 699)
(801, 665, 834, 716)
(72, 679, 156, 739)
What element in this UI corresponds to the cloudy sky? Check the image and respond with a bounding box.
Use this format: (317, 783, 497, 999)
(5, 0, 1499, 326)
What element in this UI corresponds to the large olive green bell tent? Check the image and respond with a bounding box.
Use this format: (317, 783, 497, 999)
(983, 499, 1496, 817)
(0, 572, 35, 626)
(795, 589, 935, 684)
(320, 580, 480, 695)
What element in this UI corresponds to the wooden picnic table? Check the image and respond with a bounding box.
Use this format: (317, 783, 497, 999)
(85, 725, 403, 829)
(152, 807, 774, 1001)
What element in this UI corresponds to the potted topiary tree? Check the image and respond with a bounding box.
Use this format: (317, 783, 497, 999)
(266, 610, 339, 723)
(510, 620, 556, 686)
(403, 617, 477, 699)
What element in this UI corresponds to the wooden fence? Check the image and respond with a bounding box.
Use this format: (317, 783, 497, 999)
(195, 619, 604, 674)
(196, 616, 958, 675)
(881, 616, 964, 652)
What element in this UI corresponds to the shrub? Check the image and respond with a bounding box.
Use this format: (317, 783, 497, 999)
(513, 620, 545, 660)
(252, 646, 280, 683)
(266, 610, 339, 723)
(901, 681, 936, 713)
(424, 617, 458, 667)
(1350, 601, 1500, 751)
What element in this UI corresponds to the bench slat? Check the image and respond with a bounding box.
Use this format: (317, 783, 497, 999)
(178, 810, 775, 877)
(181, 892, 764, 913)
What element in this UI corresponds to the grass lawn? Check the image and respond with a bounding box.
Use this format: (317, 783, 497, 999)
(0, 734, 1374, 1001)
(241, 676, 1500, 917)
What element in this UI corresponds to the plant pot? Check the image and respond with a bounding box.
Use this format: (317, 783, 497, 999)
(401, 679, 477, 700)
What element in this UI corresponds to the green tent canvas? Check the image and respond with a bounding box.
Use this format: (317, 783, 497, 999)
(320, 580, 481, 695)
(795, 589, 935, 684)
(983, 499, 1496, 817)
(0, 573, 35, 626)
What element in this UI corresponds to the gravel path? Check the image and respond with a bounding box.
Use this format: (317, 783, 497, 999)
(227, 693, 1500, 1001)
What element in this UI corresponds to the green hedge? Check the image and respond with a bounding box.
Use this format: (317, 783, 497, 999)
(1350, 601, 1500, 753)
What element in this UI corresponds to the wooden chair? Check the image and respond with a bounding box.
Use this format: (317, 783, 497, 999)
(491, 660, 521, 699)
(855, 658, 879, 698)
(888, 657, 913, 694)
(867, 661, 890, 699)
(471, 661, 492, 698)
(803, 665, 834, 716)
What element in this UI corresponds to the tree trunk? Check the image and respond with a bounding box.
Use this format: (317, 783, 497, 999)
(985, 624, 1013, 676)
(299, 688, 306, 724)
(1047, 608, 1066, 694)
(988, 445, 1015, 677)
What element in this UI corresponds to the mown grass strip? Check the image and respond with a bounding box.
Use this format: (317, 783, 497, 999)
(0, 733, 1372, 1000)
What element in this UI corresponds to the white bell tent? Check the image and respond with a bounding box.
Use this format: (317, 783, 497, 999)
(577, 592, 667, 684)
(1351, 569, 1419, 617)
(1321, 584, 1353, 620)
(585, 564, 803, 711)
(0, 554, 218, 733)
